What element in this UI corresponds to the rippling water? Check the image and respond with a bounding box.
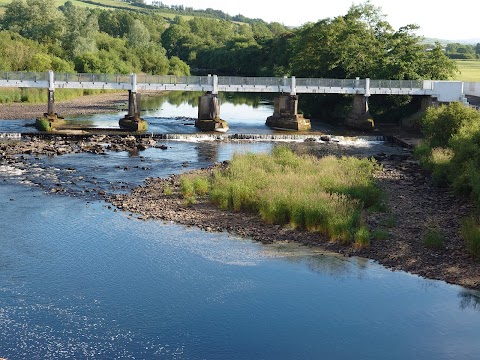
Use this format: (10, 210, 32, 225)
(1, 95, 480, 359)
(1, 185, 480, 359)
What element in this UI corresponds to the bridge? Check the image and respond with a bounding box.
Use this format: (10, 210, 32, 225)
(0, 70, 476, 132)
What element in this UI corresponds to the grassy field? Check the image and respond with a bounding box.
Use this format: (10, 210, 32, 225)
(0, 0, 208, 21)
(453, 60, 480, 81)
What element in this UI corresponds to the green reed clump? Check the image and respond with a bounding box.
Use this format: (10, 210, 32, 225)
(422, 228, 445, 250)
(371, 229, 388, 241)
(354, 226, 370, 248)
(162, 183, 173, 196)
(207, 146, 383, 244)
(461, 217, 480, 259)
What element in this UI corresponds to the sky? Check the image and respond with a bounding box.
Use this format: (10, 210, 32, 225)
(154, 0, 479, 41)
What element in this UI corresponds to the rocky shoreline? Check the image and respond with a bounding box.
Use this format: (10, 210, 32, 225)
(107, 149, 480, 291)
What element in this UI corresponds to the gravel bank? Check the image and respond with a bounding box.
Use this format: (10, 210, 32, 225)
(0, 91, 162, 120)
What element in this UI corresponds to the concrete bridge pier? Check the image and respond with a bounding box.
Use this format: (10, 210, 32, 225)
(196, 92, 229, 132)
(346, 95, 375, 129)
(119, 74, 148, 131)
(35, 71, 66, 131)
(266, 94, 311, 131)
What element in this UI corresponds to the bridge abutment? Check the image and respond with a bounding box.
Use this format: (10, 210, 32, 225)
(266, 95, 311, 131)
(196, 93, 229, 132)
(345, 95, 375, 129)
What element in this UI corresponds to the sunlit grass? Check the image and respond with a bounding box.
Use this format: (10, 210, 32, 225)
(453, 60, 480, 82)
(0, 88, 113, 104)
(180, 146, 384, 244)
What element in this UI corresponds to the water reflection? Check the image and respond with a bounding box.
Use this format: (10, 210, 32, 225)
(459, 290, 480, 311)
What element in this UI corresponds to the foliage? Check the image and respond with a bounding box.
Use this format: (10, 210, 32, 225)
(445, 43, 479, 60)
(461, 216, 480, 259)
(416, 102, 480, 205)
(0, 0, 190, 76)
(354, 226, 370, 248)
(422, 228, 445, 249)
(371, 229, 388, 241)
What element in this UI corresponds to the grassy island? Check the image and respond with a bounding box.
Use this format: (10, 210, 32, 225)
(180, 147, 384, 247)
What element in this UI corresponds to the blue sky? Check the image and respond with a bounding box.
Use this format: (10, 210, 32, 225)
(153, 0, 479, 41)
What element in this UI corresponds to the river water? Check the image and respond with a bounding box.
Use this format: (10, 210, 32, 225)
(1, 93, 480, 359)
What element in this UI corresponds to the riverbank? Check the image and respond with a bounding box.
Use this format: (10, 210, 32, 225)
(108, 146, 480, 290)
(0, 91, 164, 120)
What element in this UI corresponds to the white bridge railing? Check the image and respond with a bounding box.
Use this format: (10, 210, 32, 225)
(0, 71, 476, 102)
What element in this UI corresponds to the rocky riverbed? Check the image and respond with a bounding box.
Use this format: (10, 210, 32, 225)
(1, 134, 479, 290)
(107, 148, 480, 291)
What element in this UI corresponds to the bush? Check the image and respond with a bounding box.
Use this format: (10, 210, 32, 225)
(417, 102, 480, 206)
(461, 217, 480, 259)
(422, 228, 445, 249)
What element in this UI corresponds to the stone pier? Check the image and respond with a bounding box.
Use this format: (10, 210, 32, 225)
(119, 90, 148, 131)
(345, 95, 375, 129)
(119, 73, 148, 131)
(266, 95, 311, 131)
(35, 70, 65, 131)
(196, 93, 229, 132)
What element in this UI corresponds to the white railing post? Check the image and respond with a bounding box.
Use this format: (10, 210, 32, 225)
(48, 70, 55, 91)
(212, 74, 218, 94)
(355, 77, 360, 89)
(131, 73, 137, 92)
(290, 76, 296, 95)
(365, 78, 370, 97)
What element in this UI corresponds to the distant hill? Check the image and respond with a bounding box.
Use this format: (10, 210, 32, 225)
(422, 37, 480, 46)
(0, 0, 258, 25)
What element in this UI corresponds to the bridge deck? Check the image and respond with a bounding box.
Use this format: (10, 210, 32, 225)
(0, 71, 476, 103)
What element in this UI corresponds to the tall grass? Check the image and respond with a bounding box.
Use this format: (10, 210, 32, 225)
(182, 146, 384, 244)
(0, 88, 111, 104)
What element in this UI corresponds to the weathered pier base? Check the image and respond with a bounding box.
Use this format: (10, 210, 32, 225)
(119, 90, 148, 132)
(196, 93, 229, 132)
(345, 94, 375, 129)
(266, 95, 311, 131)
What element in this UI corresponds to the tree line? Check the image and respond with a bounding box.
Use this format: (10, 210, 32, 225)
(443, 43, 480, 59)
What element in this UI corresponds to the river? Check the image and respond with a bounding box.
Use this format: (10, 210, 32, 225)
(1, 93, 480, 359)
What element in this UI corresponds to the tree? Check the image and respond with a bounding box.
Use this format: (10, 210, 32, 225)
(60, 2, 99, 58)
(2, 0, 65, 44)
(127, 19, 151, 49)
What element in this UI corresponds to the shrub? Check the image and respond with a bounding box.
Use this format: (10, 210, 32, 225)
(422, 228, 445, 249)
(162, 183, 173, 195)
(371, 229, 388, 241)
(179, 176, 195, 198)
(416, 102, 480, 206)
(461, 217, 480, 259)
